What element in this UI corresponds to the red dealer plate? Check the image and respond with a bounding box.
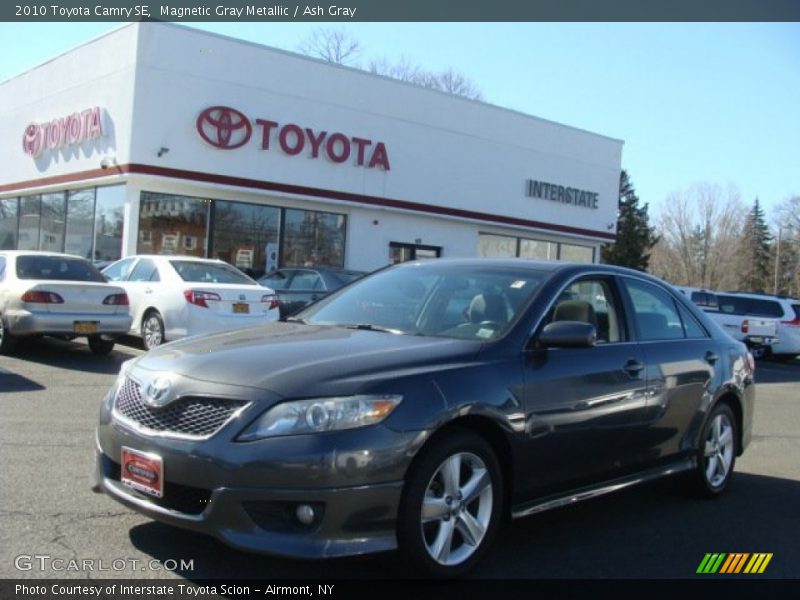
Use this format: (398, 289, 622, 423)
(121, 447, 164, 498)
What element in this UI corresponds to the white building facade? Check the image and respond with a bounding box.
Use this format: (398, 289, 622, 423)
(0, 23, 623, 275)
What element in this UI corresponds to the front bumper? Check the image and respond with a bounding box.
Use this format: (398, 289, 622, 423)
(92, 414, 425, 558)
(5, 309, 131, 337)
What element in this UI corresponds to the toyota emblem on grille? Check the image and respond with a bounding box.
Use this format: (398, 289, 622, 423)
(144, 375, 174, 408)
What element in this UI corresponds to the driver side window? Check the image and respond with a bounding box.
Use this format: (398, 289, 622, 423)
(545, 278, 625, 343)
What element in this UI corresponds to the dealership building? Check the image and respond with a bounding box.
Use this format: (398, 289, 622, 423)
(0, 23, 623, 274)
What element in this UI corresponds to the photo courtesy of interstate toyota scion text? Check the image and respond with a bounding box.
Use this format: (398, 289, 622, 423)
(92, 259, 754, 577)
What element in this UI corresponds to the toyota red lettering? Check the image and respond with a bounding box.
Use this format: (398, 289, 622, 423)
(197, 105, 391, 171)
(21, 106, 105, 159)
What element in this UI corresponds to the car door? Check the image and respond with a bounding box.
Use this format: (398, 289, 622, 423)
(519, 275, 650, 498)
(618, 276, 717, 466)
(122, 258, 160, 333)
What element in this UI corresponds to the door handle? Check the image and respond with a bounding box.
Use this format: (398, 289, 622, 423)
(623, 360, 645, 375)
(144, 288, 153, 294)
(705, 351, 719, 364)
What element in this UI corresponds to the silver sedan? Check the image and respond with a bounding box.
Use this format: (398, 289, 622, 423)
(0, 251, 132, 355)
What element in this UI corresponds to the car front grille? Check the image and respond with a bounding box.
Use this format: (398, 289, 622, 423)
(113, 376, 247, 439)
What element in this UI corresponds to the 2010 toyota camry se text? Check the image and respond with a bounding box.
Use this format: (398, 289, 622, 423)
(92, 259, 754, 577)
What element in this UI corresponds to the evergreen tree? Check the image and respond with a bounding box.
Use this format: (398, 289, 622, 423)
(739, 198, 772, 292)
(601, 170, 658, 271)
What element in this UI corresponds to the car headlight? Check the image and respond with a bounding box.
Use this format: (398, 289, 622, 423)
(236, 394, 403, 441)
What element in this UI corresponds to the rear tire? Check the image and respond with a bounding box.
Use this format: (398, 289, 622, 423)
(0, 317, 17, 355)
(88, 336, 115, 356)
(397, 429, 503, 578)
(142, 311, 165, 350)
(686, 403, 737, 498)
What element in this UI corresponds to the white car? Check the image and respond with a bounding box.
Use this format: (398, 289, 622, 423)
(102, 255, 279, 350)
(677, 286, 800, 360)
(0, 251, 132, 355)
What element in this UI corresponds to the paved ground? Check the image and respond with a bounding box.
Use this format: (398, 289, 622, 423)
(1, 337, 798, 580)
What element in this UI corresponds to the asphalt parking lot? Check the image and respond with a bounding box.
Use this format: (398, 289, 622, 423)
(1, 337, 799, 580)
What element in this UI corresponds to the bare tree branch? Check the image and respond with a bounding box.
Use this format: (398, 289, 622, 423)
(297, 28, 361, 66)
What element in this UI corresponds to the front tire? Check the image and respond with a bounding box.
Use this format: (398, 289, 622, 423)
(688, 403, 737, 498)
(397, 429, 503, 578)
(142, 311, 165, 350)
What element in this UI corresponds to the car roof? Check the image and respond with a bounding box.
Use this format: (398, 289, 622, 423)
(0, 250, 87, 260)
(118, 254, 229, 265)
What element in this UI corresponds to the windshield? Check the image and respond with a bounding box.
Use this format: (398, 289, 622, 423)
(16, 255, 105, 282)
(299, 263, 547, 340)
(170, 260, 255, 284)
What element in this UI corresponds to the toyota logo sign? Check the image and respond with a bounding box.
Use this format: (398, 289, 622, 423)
(196, 106, 252, 149)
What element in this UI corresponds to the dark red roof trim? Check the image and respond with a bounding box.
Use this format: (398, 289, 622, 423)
(0, 163, 617, 241)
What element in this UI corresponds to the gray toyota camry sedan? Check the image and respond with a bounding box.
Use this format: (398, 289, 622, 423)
(93, 259, 754, 577)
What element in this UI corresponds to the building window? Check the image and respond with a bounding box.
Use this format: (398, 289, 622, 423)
(212, 200, 280, 278)
(138, 192, 208, 257)
(478, 232, 595, 263)
(94, 185, 125, 262)
(65, 188, 96, 259)
(18, 195, 42, 250)
(39, 193, 66, 253)
(478, 234, 517, 258)
(389, 242, 442, 264)
(559, 243, 594, 263)
(282, 208, 346, 268)
(519, 238, 558, 260)
(0, 198, 18, 250)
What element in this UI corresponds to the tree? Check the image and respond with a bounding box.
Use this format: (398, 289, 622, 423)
(772, 195, 800, 295)
(648, 183, 744, 289)
(297, 28, 361, 66)
(600, 170, 658, 271)
(297, 28, 483, 101)
(738, 198, 772, 292)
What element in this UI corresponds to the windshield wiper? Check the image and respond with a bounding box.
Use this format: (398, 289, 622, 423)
(342, 323, 404, 335)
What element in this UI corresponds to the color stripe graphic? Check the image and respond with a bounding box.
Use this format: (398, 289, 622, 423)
(697, 553, 772, 574)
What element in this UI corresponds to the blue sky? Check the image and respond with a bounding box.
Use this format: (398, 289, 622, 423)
(2, 22, 798, 224)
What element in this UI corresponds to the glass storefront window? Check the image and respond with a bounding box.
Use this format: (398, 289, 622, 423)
(0, 198, 18, 250)
(17, 196, 41, 250)
(138, 192, 208, 257)
(212, 200, 280, 278)
(95, 185, 125, 262)
(478, 234, 517, 258)
(559, 243, 594, 263)
(65, 189, 96, 259)
(40, 193, 66, 252)
(282, 208, 346, 268)
(519, 238, 558, 260)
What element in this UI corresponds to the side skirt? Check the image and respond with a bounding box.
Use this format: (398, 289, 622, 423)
(511, 458, 696, 520)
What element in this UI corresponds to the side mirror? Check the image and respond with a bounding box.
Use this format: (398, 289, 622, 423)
(538, 321, 597, 348)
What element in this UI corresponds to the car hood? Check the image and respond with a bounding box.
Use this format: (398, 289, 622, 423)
(128, 321, 482, 398)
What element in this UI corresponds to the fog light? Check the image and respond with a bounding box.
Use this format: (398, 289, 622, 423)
(296, 504, 316, 525)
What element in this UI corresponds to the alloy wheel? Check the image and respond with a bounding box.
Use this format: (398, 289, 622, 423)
(420, 451, 494, 566)
(703, 412, 735, 488)
(143, 314, 164, 349)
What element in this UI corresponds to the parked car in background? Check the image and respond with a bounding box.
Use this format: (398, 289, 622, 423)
(713, 291, 800, 360)
(93, 259, 753, 577)
(0, 251, 131, 355)
(102, 255, 279, 350)
(257, 266, 366, 318)
(675, 286, 780, 359)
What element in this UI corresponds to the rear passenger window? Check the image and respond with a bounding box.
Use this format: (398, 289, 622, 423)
(622, 278, 684, 341)
(746, 299, 783, 318)
(129, 259, 159, 282)
(678, 303, 708, 339)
